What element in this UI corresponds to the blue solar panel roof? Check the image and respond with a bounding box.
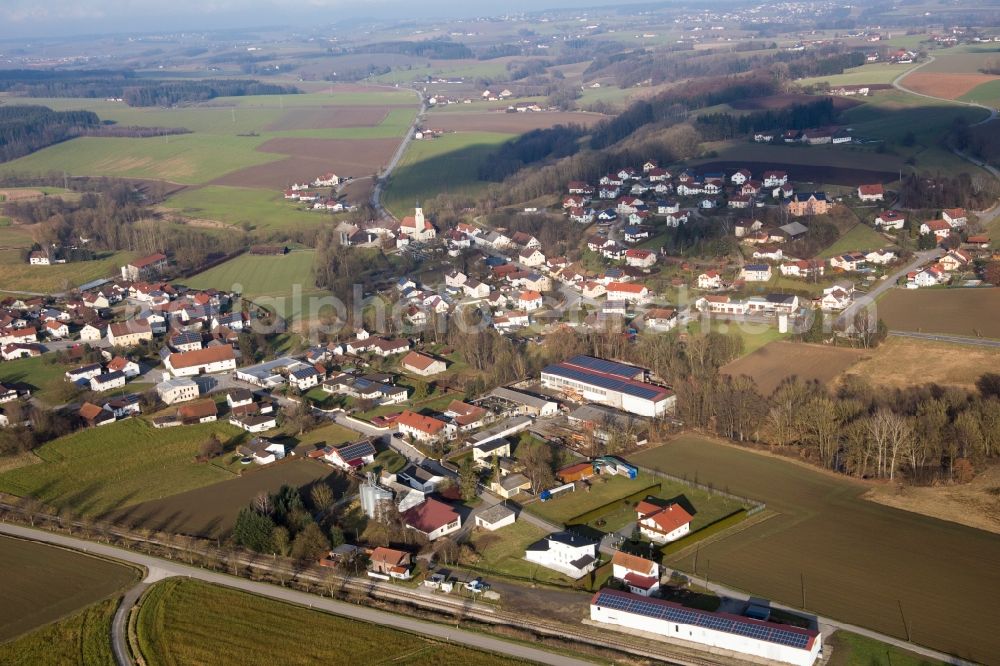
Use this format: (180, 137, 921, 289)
(336, 439, 376, 460)
(565, 355, 641, 379)
(543, 365, 666, 402)
(593, 591, 814, 650)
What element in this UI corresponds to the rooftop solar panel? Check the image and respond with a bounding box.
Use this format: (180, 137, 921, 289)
(593, 591, 814, 650)
(543, 365, 667, 402)
(565, 355, 641, 379)
(336, 440, 376, 460)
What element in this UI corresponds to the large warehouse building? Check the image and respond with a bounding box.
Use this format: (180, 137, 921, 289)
(590, 590, 821, 666)
(540, 356, 674, 417)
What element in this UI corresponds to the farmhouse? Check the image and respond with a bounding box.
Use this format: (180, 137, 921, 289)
(402, 497, 461, 541)
(540, 355, 675, 418)
(164, 345, 236, 377)
(121, 253, 168, 281)
(107, 320, 153, 348)
(857, 184, 884, 201)
(28, 251, 50, 266)
(942, 208, 968, 227)
(611, 551, 661, 597)
(590, 590, 822, 666)
(177, 399, 218, 425)
(401, 351, 446, 376)
(636, 499, 693, 543)
(397, 410, 452, 442)
(525, 532, 598, 579)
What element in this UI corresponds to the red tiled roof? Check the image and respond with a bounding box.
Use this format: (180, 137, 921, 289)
(397, 410, 446, 434)
(167, 345, 234, 369)
(402, 498, 459, 533)
(401, 351, 439, 372)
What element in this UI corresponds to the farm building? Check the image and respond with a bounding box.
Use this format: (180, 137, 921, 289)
(488, 387, 559, 416)
(401, 351, 447, 377)
(121, 253, 168, 281)
(165, 345, 236, 377)
(557, 462, 596, 484)
(590, 590, 821, 666)
(541, 356, 674, 417)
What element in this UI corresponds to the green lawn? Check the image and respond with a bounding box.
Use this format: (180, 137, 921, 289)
(273, 421, 358, 456)
(681, 320, 789, 356)
(383, 131, 513, 218)
(183, 250, 328, 321)
(819, 223, 889, 258)
(0, 250, 134, 294)
(467, 520, 578, 585)
(827, 630, 946, 666)
(0, 355, 84, 405)
(164, 185, 336, 231)
(525, 472, 658, 526)
(0, 419, 242, 517)
(136, 578, 529, 666)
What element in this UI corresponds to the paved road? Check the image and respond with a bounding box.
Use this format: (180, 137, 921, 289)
(371, 91, 427, 220)
(111, 582, 149, 666)
(835, 249, 942, 329)
(0, 523, 590, 666)
(889, 329, 1000, 348)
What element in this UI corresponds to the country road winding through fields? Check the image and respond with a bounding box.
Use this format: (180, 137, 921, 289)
(371, 89, 427, 220)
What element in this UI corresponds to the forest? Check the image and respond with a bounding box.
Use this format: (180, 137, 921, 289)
(0, 70, 299, 106)
(0, 106, 100, 163)
(694, 98, 840, 141)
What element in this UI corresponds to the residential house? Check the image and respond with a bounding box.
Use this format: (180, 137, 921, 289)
(517, 290, 544, 311)
(611, 551, 661, 597)
(369, 547, 413, 579)
(402, 498, 461, 541)
(740, 264, 772, 282)
(874, 210, 906, 230)
(121, 253, 168, 281)
(857, 184, 885, 202)
(644, 308, 677, 331)
(606, 282, 650, 304)
(237, 438, 286, 464)
(762, 171, 788, 187)
(829, 252, 867, 272)
(697, 271, 723, 290)
(78, 323, 104, 342)
(66, 363, 103, 384)
(942, 208, 968, 227)
(323, 439, 377, 470)
(107, 356, 140, 378)
(79, 402, 116, 427)
(785, 193, 829, 217)
(524, 532, 598, 579)
(865, 249, 897, 265)
(156, 377, 199, 404)
(821, 283, 855, 310)
(939, 249, 972, 272)
(919, 219, 952, 239)
(625, 248, 657, 269)
(636, 499, 693, 543)
(780, 260, 824, 278)
(518, 248, 546, 267)
(107, 320, 153, 347)
(177, 399, 218, 425)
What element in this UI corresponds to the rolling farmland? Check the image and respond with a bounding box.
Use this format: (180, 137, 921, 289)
(630, 435, 1000, 664)
(0, 536, 137, 642)
(721, 342, 864, 395)
(0, 596, 119, 665)
(0, 420, 242, 518)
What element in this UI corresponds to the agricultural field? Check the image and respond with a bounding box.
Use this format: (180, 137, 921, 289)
(902, 72, 999, 100)
(428, 111, 605, 134)
(0, 419, 242, 518)
(877, 289, 1000, 338)
(798, 62, 917, 87)
(136, 578, 529, 666)
(383, 131, 513, 219)
(818, 223, 891, 258)
(0, 354, 86, 405)
(0, 536, 137, 642)
(109, 459, 348, 538)
(184, 250, 328, 322)
(630, 435, 1000, 664)
(0, 596, 119, 666)
(840, 335, 1000, 389)
(0, 250, 134, 294)
(0, 90, 417, 191)
(721, 341, 864, 395)
(163, 185, 334, 231)
(960, 79, 1000, 108)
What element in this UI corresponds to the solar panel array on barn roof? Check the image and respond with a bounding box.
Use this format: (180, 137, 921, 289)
(543, 364, 667, 402)
(592, 590, 816, 651)
(565, 355, 642, 379)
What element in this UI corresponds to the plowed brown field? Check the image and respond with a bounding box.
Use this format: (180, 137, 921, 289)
(903, 72, 1000, 99)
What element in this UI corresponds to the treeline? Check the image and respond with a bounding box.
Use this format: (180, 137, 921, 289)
(0, 70, 298, 107)
(695, 98, 839, 141)
(2, 177, 246, 273)
(477, 125, 584, 182)
(897, 171, 1000, 211)
(232, 484, 346, 562)
(0, 105, 100, 162)
(355, 39, 472, 60)
(119, 80, 298, 107)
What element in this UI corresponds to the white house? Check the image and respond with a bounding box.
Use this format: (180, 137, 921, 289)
(606, 282, 650, 304)
(636, 500, 692, 543)
(857, 184, 884, 201)
(517, 290, 544, 311)
(401, 351, 447, 377)
(821, 283, 855, 310)
(238, 438, 286, 464)
(874, 210, 905, 230)
(524, 532, 598, 579)
(90, 371, 126, 392)
(942, 208, 968, 227)
(157, 377, 199, 404)
(740, 264, 772, 282)
(625, 248, 657, 269)
(865, 249, 897, 265)
(518, 248, 546, 267)
(43, 321, 69, 339)
(78, 324, 104, 342)
(611, 551, 661, 597)
(323, 439, 377, 470)
(402, 497, 461, 541)
(697, 271, 722, 290)
(397, 410, 452, 442)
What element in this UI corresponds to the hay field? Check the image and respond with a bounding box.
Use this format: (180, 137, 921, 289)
(721, 341, 864, 395)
